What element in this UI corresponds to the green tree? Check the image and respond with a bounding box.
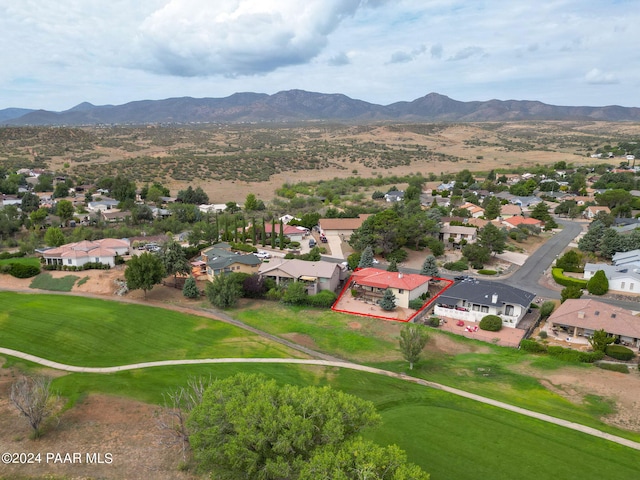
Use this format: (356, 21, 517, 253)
(205, 273, 243, 309)
(56, 199, 75, 224)
(188, 373, 380, 480)
(539, 301, 556, 319)
(279, 219, 285, 251)
(588, 329, 615, 352)
(587, 270, 609, 295)
(161, 239, 190, 286)
(282, 281, 308, 305)
(462, 243, 491, 269)
(358, 245, 375, 268)
(478, 223, 507, 254)
(124, 252, 166, 298)
(244, 193, 259, 211)
(299, 438, 430, 480)
(578, 220, 606, 253)
(379, 288, 397, 311)
(182, 276, 200, 298)
(420, 255, 439, 277)
(399, 323, 429, 370)
(111, 175, 137, 202)
(560, 285, 583, 303)
(556, 250, 581, 272)
(44, 226, 65, 247)
(483, 195, 501, 220)
(387, 258, 398, 272)
(21, 192, 41, 213)
(29, 207, 48, 228)
(426, 237, 444, 257)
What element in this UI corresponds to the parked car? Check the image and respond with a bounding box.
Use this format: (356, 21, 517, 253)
(320, 235, 328, 243)
(309, 238, 317, 247)
(253, 251, 271, 259)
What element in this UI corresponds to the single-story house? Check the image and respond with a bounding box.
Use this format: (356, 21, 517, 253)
(318, 214, 372, 241)
(384, 191, 405, 202)
(434, 278, 536, 328)
(502, 216, 543, 229)
(436, 181, 455, 191)
(348, 268, 431, 309)
(439, 225, 477, 244)
(460, 202, 484, 218)
(87, 198, 119, 212)
(1, 195, 22, 207)
(101, 210, 131, 223)
(198, 204, 228, 214)
(613, 249, 640, 266)
(583, 263, 640, 294)
(197, 243, 262, 281)
(548, 299, 640, 349)
(499, 204, 522, 219)
(511, 196, 542, 208)
(43, 238, 130, 268)
(258, 258, 342, 295)
(584, 205, 610, 220)
(263, 223, 310, 242)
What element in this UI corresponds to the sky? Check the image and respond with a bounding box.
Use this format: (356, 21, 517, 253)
(1, 0, 638, 111)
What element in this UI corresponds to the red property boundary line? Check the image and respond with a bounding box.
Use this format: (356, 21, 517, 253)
(331, 271, 455, 323)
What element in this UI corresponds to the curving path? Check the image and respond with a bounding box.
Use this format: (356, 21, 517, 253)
(1, 346, 639, 452)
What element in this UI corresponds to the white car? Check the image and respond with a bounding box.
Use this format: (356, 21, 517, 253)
(254, 251, 271, 259)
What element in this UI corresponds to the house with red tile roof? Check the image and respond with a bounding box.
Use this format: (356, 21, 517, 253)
(43, 238, 130, 268)
(502, 216, 543, 229)
(349, 268, 431, 308)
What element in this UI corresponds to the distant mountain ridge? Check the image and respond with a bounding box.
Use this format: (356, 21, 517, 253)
(2, 90, 639, 125)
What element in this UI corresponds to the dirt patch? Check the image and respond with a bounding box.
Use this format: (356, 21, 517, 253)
(511, 362, 640, 432)
(0, 371, 197, 480)
(348, 321, 362, 329)
(429, 332, 492, 356)
(281, 333, 318, 350)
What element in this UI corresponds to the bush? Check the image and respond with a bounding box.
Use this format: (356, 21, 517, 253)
(547, 346, 604, 363)
(477, 269, 497, 275)
(596, 363, 629, 374)
(408, 298, 426, 310)
(428, 317, 440, 327)
(552, 268, 588, 288)
(8, 263, 40, 278)
(0, 251, 26, 259)
(265, 287, 284, 301)
(586, 270, 609, 295)
(182, 276, 200, 298)
(444, 259, 468, 272)
(386, 248, 408, 263)
(307, 290, 337, 308)
(520, 339, 547, 353)
(539, 301, 556, 318)
(230, 242, 257, 253)
(479, 315, 502, 331)
(605, 344, 635, 361)
(538, 330, 548, 339)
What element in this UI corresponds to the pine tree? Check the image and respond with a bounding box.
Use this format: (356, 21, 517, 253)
(420, 255, 439, 277)
(387, 259, 398, 272)
(587, 270, 609, 295)
(379, 288, 397, 311)
(182, 276, 200, 298)
(358, 245, 375, 268)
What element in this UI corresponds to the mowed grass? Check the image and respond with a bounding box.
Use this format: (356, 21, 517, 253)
(0, 257, 41, 268)
(47, 364, 640, 480)
(0, 292, 301, 366)
(234, 302, 398, 360)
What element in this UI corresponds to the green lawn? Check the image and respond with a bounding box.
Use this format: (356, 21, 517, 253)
(29, 273, 80, 291)
(0, 257, 41, 268)
(0, 292, 302, 366)
(47, 364, 640, 480)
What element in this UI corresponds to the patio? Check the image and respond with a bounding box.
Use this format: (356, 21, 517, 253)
(333, 288, 416, 321)
(433, 316, 527, 347)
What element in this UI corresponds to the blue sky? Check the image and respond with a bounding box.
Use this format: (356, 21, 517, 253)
(1, 0, 637, 111)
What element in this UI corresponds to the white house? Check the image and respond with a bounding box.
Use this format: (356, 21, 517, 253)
(434, 279, 536, 328)
(87, 198, 119, 212)
(612, 250, 640, 267)
(42, 238, 130, 268)
(584, 263, 640, 295)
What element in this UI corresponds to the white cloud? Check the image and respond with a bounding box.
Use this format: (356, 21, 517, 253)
(135, 0, 377, 76)
(328, 52, 351, 66)
(585, 68, 619, 85)
(448, 46, 485, 61)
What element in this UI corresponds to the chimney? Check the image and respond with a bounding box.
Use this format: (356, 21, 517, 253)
(491, 293, 498, 304)
(578, 311, 585, 319)
(398, 272, 403, 279)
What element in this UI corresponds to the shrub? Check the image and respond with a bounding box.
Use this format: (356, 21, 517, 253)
(444, 259, 468, 272)
(552, 268, 588, 288)
(182, 276, 200, 298)
(265, 287, 284, 301)
(479, 315, 502, 332)
(386, 248, 408, 263)
(586, 270, 609, 295)
(561, 285, 583, 303)
(520, 339, 547, 353)
(477, 269, 497, 275)
(8, 263, 40, 278)
(539, 301, 556, 318)
(408, 298, 425, 310)
(547, 346, 604, 363)
(428, 317, 440, 327)
(538, 330, 548, 339)
(596, 363, 629, 374)
(605, 344, 635, 361)
(307, 290, 337, 308)
(230, 242, 257, 253)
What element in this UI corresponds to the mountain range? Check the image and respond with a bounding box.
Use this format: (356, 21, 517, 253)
(2, 90, 639, 125)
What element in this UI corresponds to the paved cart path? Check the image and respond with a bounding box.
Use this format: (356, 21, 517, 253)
(1, 346, 639, 452)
